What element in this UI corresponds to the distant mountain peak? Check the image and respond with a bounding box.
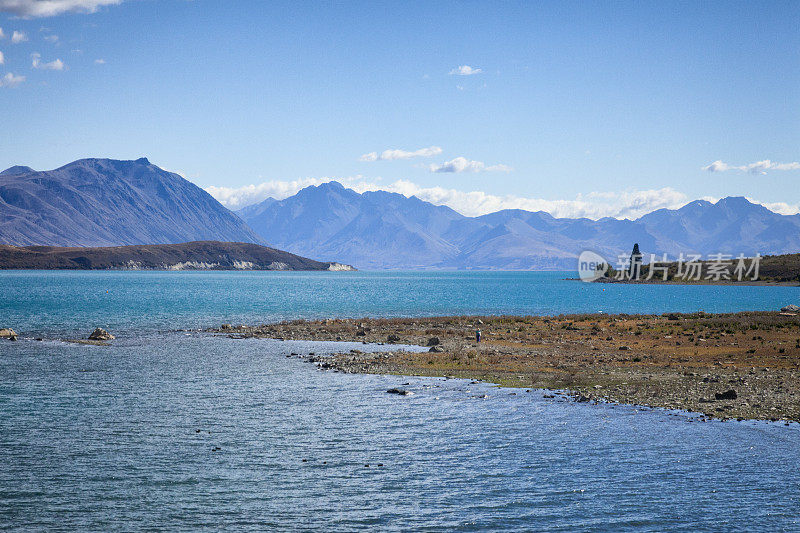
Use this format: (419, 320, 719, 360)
(685, 199, 714, 208)
(0, 157, 264, 247)
(235, 197, 277, 219)
(715, 196, 754, 208)
(57, 157, 156, 172)
(0, 165, 35, 176)
(292, 181, 348, 197)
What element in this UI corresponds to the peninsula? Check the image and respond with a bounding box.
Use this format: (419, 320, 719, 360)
(211, 311, 800, 423)
(0, 241, 354, 271)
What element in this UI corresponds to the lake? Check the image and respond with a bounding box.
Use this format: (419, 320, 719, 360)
(1, 271, 799, 531)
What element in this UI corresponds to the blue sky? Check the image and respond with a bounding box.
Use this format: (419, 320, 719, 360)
(1, 0, 798, 218)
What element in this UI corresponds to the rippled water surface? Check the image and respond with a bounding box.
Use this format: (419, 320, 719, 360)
(1, 272, 799, 531)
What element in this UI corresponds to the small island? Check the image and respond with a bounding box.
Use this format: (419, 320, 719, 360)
(593, 246, 800, 285)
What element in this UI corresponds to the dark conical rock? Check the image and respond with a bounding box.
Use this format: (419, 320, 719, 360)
(628, 243, 643, 279)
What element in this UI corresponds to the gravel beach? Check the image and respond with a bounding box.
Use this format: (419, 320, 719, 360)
(211, 312, 800, 423)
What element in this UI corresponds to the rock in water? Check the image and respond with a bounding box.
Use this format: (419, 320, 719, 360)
(386, 388, 413, 396)
(628, 243, 642, 279)
(88, 328, 115, 341)
(0, 328, 17, 339)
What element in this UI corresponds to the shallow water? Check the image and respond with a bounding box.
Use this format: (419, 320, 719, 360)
(1, 272, 799, 531)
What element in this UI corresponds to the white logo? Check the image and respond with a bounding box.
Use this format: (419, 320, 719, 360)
(578, 250, 608, 282)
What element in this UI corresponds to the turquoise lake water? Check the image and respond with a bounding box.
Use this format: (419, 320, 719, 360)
(2, 270, 800, 335)
(1, 271, 799, 531)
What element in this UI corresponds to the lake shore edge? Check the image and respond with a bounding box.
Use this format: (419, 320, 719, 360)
(210, 311, 800, 423)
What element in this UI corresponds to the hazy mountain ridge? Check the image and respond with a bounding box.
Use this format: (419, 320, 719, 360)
(0, 158, 264, 247)
(637, 197, 800, 257)
(241, 182, 466, 269)
(238, 183, 800, 270)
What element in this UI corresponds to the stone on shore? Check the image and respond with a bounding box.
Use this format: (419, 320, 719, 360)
(780, 304, 799, 313)
(715, 389, 737, 401)
(429, 345, 445, 352)
(426, 336, 440, 346)
(387, 334, 401, 343)
(88, 328, 115, 341)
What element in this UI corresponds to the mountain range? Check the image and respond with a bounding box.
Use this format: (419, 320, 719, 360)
(0, 158, 262, 247)
(237, 182, 800, 269)
(2, 158, 799, 270)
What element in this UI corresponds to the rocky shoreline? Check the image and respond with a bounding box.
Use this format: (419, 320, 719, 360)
(209, 312, 800, 423)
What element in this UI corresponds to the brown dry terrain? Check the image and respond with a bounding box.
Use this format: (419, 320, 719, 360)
(211, 311, 800, 423)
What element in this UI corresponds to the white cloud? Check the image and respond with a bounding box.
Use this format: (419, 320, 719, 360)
(368, 181, 687, 218)
(702, 160, 732, 172)
(0, 51, 4, 64)
(702, 159, 800, 175)
(449, 65, 482, 76)
(11, 30, 27, 43)
(429, 156, 512, 173)
(205, 177, 343, 210)
(0, 27, 5, 39)
(0, 0, 122, 17)
(581, 189, 690, 219)
(31, 52, 64, 70)
(747, 198, 800, 216)
(43, 34, 58, 42)
(0, 71, 25, 87)
(359, 146, 442, 162)
(94, 58, 105, 64)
